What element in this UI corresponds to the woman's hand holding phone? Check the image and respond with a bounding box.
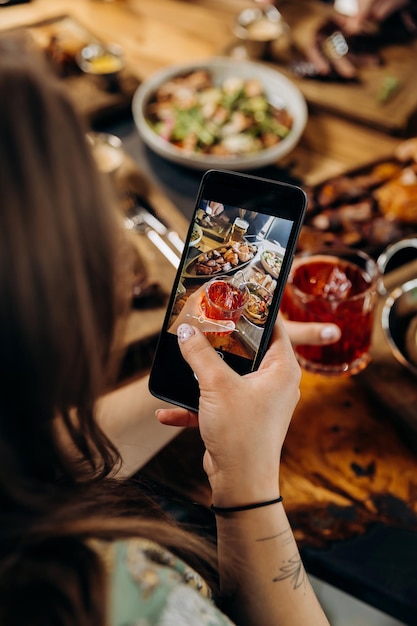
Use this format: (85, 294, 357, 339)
(157, 316, 301, 505)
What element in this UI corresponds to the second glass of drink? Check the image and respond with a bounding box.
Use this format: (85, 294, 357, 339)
(229, 217, 249, 242)
(281, 246, 381, 375)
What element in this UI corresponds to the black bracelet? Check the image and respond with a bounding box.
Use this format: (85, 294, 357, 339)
(210, 496, 283, 514)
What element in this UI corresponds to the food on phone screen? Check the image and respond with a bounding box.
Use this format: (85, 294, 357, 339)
(186, 241, 257, 277)
(261, 249, 283, 277)
(189, 223, 203, 246)
(242, 265, 277, 292)
(243, 283, 272, 326)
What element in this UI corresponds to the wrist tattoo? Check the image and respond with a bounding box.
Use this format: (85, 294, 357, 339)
(273, 554, 307, 591)
(255, 528, 306, 591)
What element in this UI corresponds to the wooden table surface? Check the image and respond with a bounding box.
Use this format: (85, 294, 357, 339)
(3, 1, 417, 618)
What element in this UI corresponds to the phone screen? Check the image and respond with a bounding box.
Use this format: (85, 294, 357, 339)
(149, 170, 307, 412)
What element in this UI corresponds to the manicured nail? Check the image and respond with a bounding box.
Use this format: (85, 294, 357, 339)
(177, 323, 196, 343)
(320, 325, 339, 341)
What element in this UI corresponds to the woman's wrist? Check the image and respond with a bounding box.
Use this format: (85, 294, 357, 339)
(211, 496, 283, 514)
(209, 479, 281, 509)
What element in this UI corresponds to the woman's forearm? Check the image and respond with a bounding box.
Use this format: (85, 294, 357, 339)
(216, 503, 330, 626)
(96, 375, 180, 477)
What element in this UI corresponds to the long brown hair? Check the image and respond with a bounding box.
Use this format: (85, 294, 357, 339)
(0, 33, 218, 625)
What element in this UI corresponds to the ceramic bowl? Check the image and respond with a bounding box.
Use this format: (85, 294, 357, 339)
(189, 224, 203, 247)
(259, 240, 285, 278)
(132, 57, 307, 171)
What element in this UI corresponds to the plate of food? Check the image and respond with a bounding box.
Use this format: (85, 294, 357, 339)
(243, 282, 273, 327)
(189, 223, 203, 247)
(260, 242, 284, 278)
(183, 241, 257, 278)
(241, 264, 277, 293)
(298, 137, 417, 257)
(132, 57, 307, 171)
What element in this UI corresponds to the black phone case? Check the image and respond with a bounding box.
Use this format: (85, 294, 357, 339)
(149, 169, 307, 412)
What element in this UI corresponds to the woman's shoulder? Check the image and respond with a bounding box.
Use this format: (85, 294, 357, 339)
(92, 537, 235, 626)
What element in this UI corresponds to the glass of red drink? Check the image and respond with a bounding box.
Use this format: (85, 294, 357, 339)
(202, 277, 249, 336)
(281, 246, 381, 375)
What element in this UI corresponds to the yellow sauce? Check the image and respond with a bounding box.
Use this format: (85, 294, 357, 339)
(88, 53, 122, 75)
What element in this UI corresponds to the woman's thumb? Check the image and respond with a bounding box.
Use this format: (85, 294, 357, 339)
(177, 323, 228, 381)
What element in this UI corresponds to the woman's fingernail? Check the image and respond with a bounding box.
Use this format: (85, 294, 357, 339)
(320, 325, 340, 341)
(177, 323, 196, 343)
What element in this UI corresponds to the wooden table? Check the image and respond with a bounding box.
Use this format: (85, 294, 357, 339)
(2, 1, 417, 621)
(1, 0, 402, 184)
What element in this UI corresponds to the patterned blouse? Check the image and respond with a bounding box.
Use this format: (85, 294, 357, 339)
(94, 538, 235, 626)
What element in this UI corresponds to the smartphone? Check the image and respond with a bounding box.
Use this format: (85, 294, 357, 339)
(149, 169, 307, 412)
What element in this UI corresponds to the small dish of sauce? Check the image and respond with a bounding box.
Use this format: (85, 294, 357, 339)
(76, 43, 124, 90)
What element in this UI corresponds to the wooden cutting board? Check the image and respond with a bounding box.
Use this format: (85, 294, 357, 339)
(358, 260, 417, 451)
(269, 0, 417, 137)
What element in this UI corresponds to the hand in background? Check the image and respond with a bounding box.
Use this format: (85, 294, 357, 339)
(339, 0, 411, 34)
(206, 201, 224, 217)
(282, 317, 341, 346)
